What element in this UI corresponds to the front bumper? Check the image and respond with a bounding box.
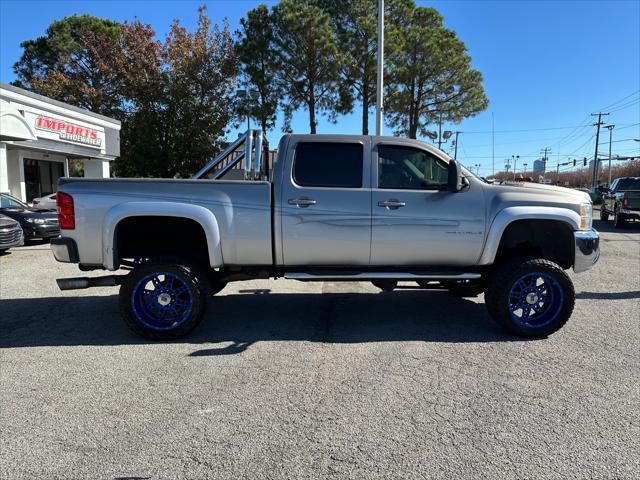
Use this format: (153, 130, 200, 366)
(50, 237, 79, 263)
(0, 224, 24, 249)
(574, 229, 600, 273)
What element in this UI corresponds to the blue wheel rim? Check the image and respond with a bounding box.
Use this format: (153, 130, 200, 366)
(508, 272, 564, 328)
(131, 272, 193, 330)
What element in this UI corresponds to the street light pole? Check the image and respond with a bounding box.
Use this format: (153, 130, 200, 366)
(512, 155, 519, 180)
(453, 131, 461, 160)
(523, 163, 528, 175)
(605, 125, 615, 186)
(375, 0, 384, 136)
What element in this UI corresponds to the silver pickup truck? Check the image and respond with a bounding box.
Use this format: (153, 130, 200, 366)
(51, 130, 599, 340)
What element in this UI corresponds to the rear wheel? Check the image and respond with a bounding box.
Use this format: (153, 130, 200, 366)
(120, 259, 210, 340)
(613, 207, 626, 228)
(485, 257, 574, 338)
(599, 206, 609, 221)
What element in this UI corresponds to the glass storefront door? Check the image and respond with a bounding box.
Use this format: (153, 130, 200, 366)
(23, 158, 64, 202)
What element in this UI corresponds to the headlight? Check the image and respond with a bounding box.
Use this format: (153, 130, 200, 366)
(26, 218, 46, 224)
(579, 203, 593, 231)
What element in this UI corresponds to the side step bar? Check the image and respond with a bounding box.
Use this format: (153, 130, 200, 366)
(284, 272, 481, 281)
(57, 275, 127, 291)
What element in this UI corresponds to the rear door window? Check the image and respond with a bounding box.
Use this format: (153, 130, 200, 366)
(293, 142, 363, 188)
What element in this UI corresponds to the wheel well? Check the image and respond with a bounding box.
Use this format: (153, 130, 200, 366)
(115, 216, 209, 267)
(495, 220, 574, 269)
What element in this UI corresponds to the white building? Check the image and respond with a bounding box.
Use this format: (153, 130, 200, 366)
(0, 83, 120, 202)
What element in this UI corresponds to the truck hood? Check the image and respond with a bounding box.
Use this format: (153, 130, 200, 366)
(494, 181, 591, 204)
(482, 181, 591, 220)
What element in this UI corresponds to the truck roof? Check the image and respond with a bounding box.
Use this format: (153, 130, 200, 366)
(284, 134, 452, 158)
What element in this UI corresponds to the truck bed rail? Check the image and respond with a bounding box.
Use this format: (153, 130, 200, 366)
(193, 130, 264, 181)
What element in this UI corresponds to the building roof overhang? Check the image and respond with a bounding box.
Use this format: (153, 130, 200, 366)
(0, 98, 37, 141)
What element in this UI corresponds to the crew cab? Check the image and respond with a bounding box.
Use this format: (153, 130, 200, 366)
(51, 131, 600, 340)
(600, 177, 640, 227)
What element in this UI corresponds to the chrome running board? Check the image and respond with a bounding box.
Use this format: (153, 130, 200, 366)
(284, 272, 481, 281)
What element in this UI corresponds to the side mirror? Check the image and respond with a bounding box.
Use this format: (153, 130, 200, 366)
(447, 159, 463, 192)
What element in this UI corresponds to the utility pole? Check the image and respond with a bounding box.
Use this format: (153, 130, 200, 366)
(491, 112, 495, 176)
(605, 124, 615, 186)
(523, 163, 528, 175)
(556, 161, 570, 184)
(437, 113, 443, 149)
(540, 147, 551, 181)
(453, 131, 461, 160)
(375, 0, 384, 136)
(590, 112, 609, 188)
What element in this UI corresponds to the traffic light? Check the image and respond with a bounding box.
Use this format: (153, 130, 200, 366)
(573, 159, 576, 166)
(583, 157, 587, 166)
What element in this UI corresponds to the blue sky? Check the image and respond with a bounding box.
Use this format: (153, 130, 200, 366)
(1, 0, 639, 176)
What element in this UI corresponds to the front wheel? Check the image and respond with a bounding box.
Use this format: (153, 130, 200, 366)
(485, 258, 575, 338)
(119, 259, 210, 340)
(613, 207, 626, 228)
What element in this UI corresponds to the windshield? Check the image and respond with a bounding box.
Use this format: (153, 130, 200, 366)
(616, 178, 640, 190)
(0, 194, 28, 209)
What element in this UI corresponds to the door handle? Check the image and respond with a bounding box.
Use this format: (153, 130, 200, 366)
(378, 199, 406, 209)
(288, 197, 317, 207)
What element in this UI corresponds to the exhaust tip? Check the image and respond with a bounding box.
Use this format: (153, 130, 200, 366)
(56, 277, 90, 290)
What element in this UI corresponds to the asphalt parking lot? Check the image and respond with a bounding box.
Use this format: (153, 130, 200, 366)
(1, 218, 639, 479)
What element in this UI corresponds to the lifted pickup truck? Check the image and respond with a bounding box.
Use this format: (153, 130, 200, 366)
(51, 130, 600, 339)
(600, 177, 640, 228)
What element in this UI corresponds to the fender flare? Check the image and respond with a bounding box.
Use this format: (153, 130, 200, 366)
(102, 202, 223, 270)
(477, 206, 580, 265)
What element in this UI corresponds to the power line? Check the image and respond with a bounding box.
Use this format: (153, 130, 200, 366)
(598, 89, 640, 110)
(463, 124, 593, 134)
(608, 99, 640, 114)
(616, 122, 640, 131)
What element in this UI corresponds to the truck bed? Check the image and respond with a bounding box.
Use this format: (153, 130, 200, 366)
(58, 177, 273, 267)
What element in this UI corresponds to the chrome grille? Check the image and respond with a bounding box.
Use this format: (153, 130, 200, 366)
(44, 218, 59, 225)
(0, 224, 23, 246)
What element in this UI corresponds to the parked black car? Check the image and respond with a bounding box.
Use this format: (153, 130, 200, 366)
(0, 214, 24, 253)
(0, 193, 59, 240)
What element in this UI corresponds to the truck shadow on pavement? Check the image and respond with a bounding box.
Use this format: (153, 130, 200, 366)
(592, 219, 640, 234)
(0, 290, 519, 350)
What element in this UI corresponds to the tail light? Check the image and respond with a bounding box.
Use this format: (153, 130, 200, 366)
(57, 192, 75, 229)
(621, 193, 628, 209)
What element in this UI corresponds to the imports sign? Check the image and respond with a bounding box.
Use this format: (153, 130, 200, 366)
(34, 115, 102, 148)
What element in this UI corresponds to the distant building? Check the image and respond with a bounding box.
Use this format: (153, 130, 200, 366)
(533, 159, 546, 174)
(589, 159, 603, 175)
